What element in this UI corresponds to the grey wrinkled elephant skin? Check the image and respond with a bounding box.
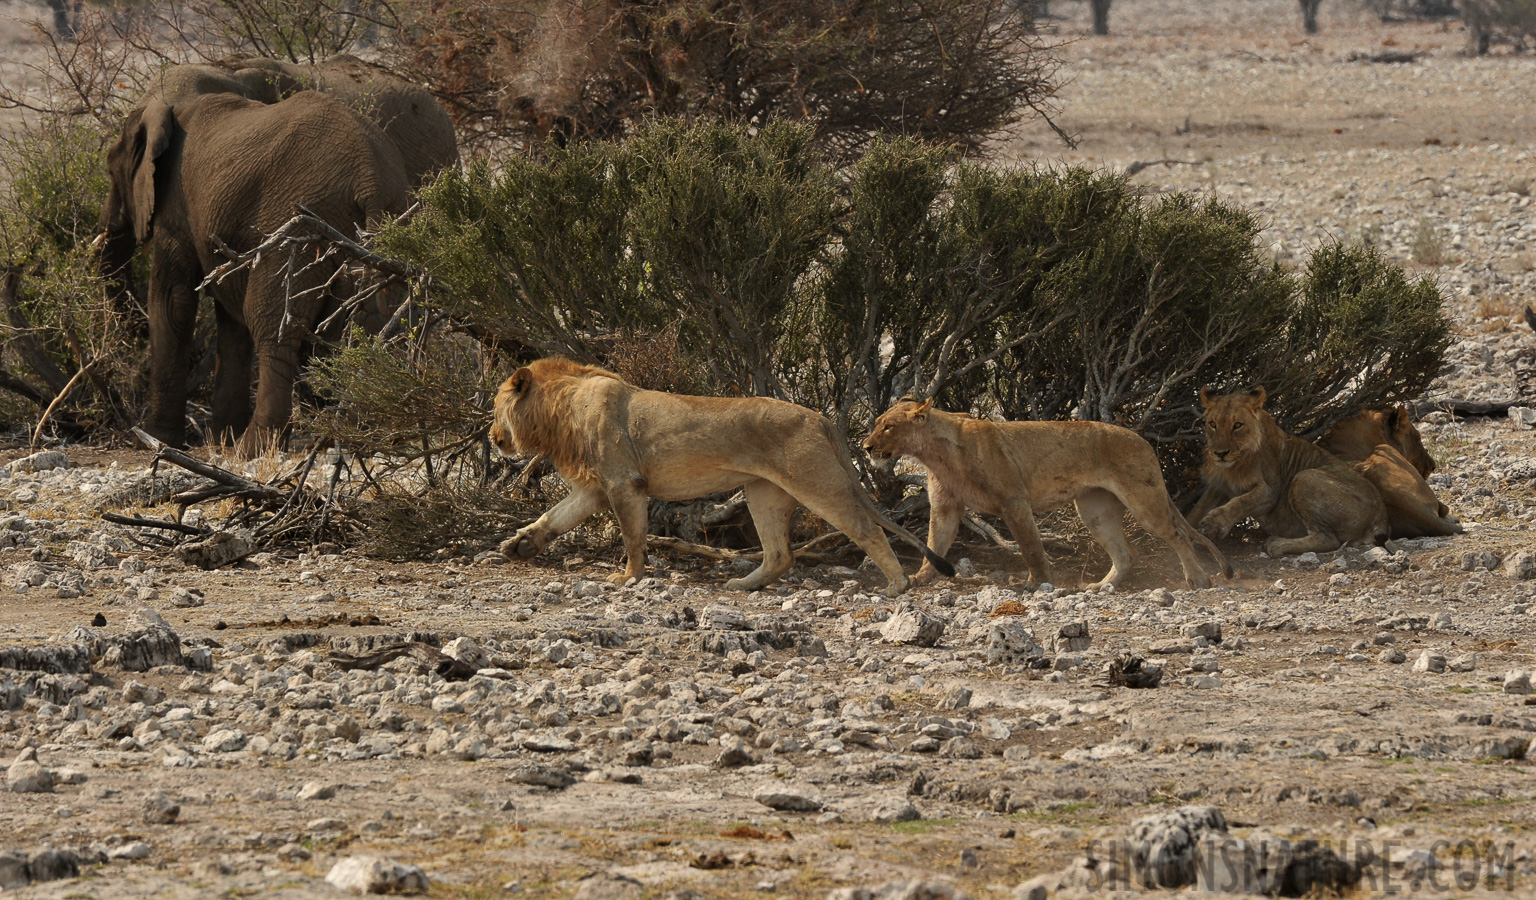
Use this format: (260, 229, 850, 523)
(101, 91, 412, 455)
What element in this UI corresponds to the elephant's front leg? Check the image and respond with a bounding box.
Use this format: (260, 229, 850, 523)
(208, 301, 254, 446)
(143, 251, 202, 448)
(501, 485, 608, 561)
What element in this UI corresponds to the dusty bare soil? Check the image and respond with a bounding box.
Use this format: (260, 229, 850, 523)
(3, 0, 1536, 898)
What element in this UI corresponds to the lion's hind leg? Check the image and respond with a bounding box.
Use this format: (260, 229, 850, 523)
(726, 479, 799, 592)
(795, 484, 909, 596)
(1075, 488, 1135, 588)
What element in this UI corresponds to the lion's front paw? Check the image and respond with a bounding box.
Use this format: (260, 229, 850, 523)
(500, 532, 542, 560)
(607, 572, 637, 587)
(909, 567, 939, 587)
(1199, 510, 1236, 541)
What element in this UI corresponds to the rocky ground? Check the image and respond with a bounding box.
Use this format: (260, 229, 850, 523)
(4, 0, 1536, 898)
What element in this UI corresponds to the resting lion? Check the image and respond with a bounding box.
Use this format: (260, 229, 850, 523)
(862, 399, 1231, 589)
(488, 358, 954, 593)
(1190, 387, 1387, 555)
(1318, 407, 1460, 538)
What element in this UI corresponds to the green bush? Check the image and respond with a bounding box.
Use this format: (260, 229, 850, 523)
(0, 116, 137, 434)
(339, 123, 1449, 494)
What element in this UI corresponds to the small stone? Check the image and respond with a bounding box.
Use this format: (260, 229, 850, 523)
(0, 853, 26, 889)
(701, 604, 749, 630)
(1411, 650, 1446, 674)
(713, 736, 757, 768)
(752, 788, 823, 812)
(169, 587, 204, 608)
(1461, 550, 1501, 572)
(507, 765, 576, 789)
(1180, 621, 1222, 641)
(1429, 612, 1453, 629)
(986, 620, 1042, 664)
(202, 728, 246, 753)
(1504, 670, 1533, 694)
(325, 855, 429, 895)
(7, 450, 69, 474)
(881, 604, 945, 647)
(1505, 550, 1536, 581)
(6, 749, 52, 793)
(442, 636, 490, 669)
(939, 686, 972, 710)
(108, 841, 151, 860)
(297, 782, 337, 801)
(1448, 653, 1476, 673)
(959, 847, 979, 868)
(940, 736, 982, 759)
(24, 849, 77, 883)
(1378, 647, 1406, 665)
(573, 872, 643, 900)
(1053, 620, 1091, 652)
(871, 800, 922, 824)
(142, 791, 180, 824)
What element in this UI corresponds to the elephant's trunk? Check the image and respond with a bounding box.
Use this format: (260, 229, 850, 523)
(96, 216, 146, 334)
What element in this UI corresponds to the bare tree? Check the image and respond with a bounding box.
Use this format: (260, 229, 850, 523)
(1091, 0, 1111, 33)
(1300, 0, 1323, 32)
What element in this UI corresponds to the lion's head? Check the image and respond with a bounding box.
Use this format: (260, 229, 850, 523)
(491, 357, 623, 484)
(1200, 386, 1268, 470)
(1379, 406, 1435, 476)
(864, 398, 934, 460)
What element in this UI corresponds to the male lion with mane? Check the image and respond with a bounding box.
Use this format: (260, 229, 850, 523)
(863, 399, 1231, 589)
(1318, 407, 1460, 538)
(488, 358, 953, 593)
(1190, 387, 1388, 555)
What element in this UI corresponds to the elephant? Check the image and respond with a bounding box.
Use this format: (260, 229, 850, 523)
(101, 90, 412, 455)
(96, 57, 457, 445)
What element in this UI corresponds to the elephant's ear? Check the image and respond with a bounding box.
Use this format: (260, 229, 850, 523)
(132, 99, 175, 243)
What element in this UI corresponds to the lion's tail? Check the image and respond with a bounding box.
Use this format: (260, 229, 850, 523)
(1168, 495, 1233, 579)
(823, 418, 956, 579)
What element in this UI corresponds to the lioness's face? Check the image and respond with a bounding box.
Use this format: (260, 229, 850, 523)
(864, 400, 931, 460)
(1384, 407, 1436, 476)
(1201, 387, 1266, 469)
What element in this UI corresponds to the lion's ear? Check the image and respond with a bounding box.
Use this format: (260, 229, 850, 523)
(1199, 387, 1214, 408)
(1246, 386, 1267, 408)
(509, 367, 533, 395)
(914, 397, 932, 420)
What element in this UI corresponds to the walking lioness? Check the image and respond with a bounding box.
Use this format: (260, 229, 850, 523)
(489, 358, 954, 593)
(863, 399, 1231, 589)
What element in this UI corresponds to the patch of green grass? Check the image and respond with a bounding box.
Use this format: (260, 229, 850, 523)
(1009, 801, 1098, 820)
(889, 818, 961, 835)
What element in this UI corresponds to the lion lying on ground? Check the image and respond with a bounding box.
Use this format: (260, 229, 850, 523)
(863, 399, 1231, 589)
(1190, 387, 1387, 555)
(1317, 407, 1460, 538)
(488, 358, 953, 593)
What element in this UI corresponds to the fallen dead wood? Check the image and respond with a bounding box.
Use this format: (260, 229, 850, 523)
(646, 532, 845, 566)
(104, 429, 361, 558)
(328, 642, 477, 680)
(100, 512, 210, 537)
(1413, 398, 1521, 418)
(1124, 158, 1203, 177)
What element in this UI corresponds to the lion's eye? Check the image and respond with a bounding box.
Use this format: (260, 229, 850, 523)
(1232, 422, 1243, 431)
